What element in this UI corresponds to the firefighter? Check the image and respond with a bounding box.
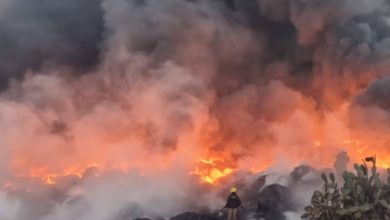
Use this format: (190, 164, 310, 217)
(225, 187, 241, 220)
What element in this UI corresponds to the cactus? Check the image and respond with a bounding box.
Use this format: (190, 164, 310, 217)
(302, 156, 390, 220)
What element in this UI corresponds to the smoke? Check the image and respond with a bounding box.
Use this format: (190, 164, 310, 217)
(1, 0, 390, 219)
(0, 0, 103, 89)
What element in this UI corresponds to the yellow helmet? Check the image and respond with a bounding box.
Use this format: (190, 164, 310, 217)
(230, 187, 237, 193)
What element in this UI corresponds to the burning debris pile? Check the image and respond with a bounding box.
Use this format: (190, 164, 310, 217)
(1, 160, 327, 220)
(1, 0, 390, 219)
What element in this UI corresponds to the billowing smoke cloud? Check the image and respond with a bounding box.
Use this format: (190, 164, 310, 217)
(1, 0, 390, 219)
(0, 0, 103, 89)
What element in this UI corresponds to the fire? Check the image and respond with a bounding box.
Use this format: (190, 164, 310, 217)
(6, 137, 390, 187)
(6, 123, 390, 187)
(44, 166, 85, 184)
(191, 157, 235, 184)
(341, 139, 388, 168)
(42, 175, 56, 185)
(29, 169, 83, 185)
(23, 164, 93, 185)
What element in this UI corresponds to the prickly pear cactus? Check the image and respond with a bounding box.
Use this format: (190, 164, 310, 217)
(302, 156, 390, 220)
(301, 172, 342, 220)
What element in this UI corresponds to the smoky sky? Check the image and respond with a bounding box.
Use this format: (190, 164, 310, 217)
(1, 0, 390, 178)
(2, 0, 390, 219)
(1, 0, 390, 179)
(0, 0, 103, 89)
(1, 0, 389, 101)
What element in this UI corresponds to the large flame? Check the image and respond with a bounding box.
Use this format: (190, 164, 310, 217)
(4, 75, 390, 185)
(191, 158, 235, 184)
(9, 133, 390, 187)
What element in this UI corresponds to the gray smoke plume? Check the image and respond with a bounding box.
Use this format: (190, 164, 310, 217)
(1, 0, 390, 219)
(0, 0, 103, 89)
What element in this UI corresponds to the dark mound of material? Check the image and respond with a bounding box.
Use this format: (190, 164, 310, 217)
(256, 184, 290, 220)
(170, 212, 222, 220)
(258, 184, 289, 209)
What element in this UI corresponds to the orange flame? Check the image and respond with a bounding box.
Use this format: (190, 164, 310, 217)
(191, 157, 235, 184)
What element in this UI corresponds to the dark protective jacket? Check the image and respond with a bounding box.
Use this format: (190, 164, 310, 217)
(225, 192, 241, 208)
